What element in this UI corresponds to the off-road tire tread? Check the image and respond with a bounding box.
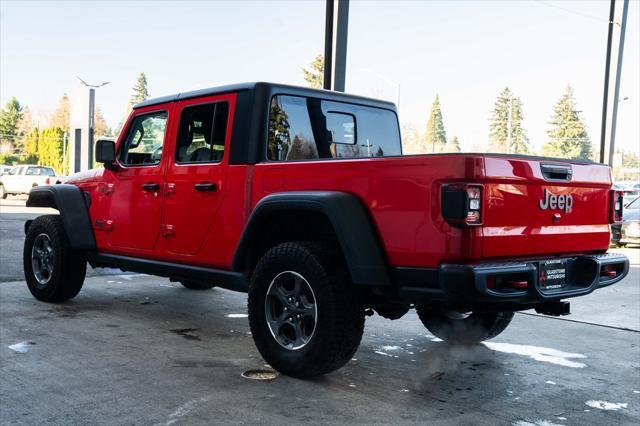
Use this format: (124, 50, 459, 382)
(248, 241, 364, 379)
(415, 306, 514, 344)
(23, 215, 86, 302)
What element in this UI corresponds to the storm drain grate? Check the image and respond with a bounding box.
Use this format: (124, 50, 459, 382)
(241, 369, 279, 381)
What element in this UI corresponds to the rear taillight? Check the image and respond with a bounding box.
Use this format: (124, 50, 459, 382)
(465, 185, 482, 225)
(45, 178, 50, 184)
(610, 190, 623, 223)
(442, 183, 483, 227)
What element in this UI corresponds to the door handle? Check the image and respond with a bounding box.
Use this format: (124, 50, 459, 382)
(194, 182, 217, 192)
(142, 182, 160, 191)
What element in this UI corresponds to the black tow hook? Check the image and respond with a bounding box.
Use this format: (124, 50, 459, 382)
(535, 301, 570, 316)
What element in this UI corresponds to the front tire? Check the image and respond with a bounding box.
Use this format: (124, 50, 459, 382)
(416, 306, 514, 345)
(23, 215, 87, 302)
(248, 242, 365, 379)
(0, 185, 6, 199)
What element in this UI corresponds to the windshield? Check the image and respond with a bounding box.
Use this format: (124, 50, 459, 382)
(626, 197, 640, 210)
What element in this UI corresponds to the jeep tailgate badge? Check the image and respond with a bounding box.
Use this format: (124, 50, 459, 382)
(539, 188, 573, 213)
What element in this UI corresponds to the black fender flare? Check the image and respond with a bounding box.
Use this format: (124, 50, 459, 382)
(25, 184, 96, 250)
(232, 191, 391, 286)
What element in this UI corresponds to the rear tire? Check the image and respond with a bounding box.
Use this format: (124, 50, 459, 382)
(416, 306, 514, 345)
(248, 242, 365, 379)
(180, 280, 216, 290)
(23, 215, 87, 302)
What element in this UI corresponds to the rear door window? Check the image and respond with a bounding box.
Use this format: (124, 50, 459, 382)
(175, 102, 229, 163)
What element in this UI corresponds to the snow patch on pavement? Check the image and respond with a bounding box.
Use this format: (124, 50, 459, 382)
(484, 342, 587, 368)
(8, 341, 34, 353)
(155, 395, 213, 426)
(381, 345, 402, 351)
(115, 274, 147, 281)
(585, 400, 628, 411)
(513, 420, 564, 426)
(226, 314, 248, 318)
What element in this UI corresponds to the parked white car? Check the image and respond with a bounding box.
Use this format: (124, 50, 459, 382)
(0, 165, 57, 199)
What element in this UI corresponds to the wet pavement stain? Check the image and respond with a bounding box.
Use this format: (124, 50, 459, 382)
(170, 328, 202, 341)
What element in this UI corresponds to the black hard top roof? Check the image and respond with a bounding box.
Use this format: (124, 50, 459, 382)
(133, 82, 396, 110)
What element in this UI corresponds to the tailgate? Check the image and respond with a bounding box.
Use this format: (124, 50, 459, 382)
(481, 155, 612, 258)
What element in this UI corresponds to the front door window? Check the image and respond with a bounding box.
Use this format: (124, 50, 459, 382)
(119, 112, 168, 166)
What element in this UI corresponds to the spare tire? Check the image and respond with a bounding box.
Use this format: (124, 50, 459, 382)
(416, 306, 514, 345)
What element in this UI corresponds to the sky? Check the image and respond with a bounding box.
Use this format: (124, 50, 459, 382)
(1, 0, 638, 155)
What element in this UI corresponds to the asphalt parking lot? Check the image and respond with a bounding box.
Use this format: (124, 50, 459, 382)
(1, 198, 639, 425)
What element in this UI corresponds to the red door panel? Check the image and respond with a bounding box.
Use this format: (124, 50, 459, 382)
(161, 93, 236, 257)
(105, 105, 173, 253)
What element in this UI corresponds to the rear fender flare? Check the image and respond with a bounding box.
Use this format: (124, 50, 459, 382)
(232, 191, 391, 286)
(25, 184, 96, 250)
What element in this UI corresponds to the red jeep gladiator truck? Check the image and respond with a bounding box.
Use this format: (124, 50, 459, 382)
(23, 82, 629, 379)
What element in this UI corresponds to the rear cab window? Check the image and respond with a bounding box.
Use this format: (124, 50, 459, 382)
(267, 95, 401, 161)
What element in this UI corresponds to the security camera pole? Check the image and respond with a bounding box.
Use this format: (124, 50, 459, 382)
(76, 77, 110, 167)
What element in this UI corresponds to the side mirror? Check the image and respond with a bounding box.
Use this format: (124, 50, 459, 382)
(95, 139, 117, 170)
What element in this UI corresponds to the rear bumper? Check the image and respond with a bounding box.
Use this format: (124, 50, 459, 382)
(395, 253, 629, 306)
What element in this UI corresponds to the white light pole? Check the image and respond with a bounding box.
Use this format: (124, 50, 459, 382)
(76, 77, 109, 167)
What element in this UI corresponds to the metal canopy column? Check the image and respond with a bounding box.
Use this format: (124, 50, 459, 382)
(600, 0, 629, 166)
(323, 0, 349, 92)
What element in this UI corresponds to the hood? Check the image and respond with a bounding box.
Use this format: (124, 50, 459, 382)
(63, 168, 104, 184)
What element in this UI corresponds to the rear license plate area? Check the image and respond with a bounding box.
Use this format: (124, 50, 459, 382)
(539, 260, 567, 290)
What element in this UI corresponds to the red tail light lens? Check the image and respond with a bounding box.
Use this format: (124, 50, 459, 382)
(610, 190, 623, 223)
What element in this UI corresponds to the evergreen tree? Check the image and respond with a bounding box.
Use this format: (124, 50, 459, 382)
(488, 87, 528, 154)
(400, 122, 422, 154)
(302, 54, 324, 89)
(425, 95, 447, 153)
(16, 106, 34, 153)
(0, 97, 23, 147)
(128, 72, 150, 109)
(24, 128, 39, 158)
(37, 127, 65, 174)
(268, 100, 291, 160)
(94, 106, 110, 137)
(446, 136, 461, 153)
(542, 85, 592, 160)
(50, 94, 70, 130)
